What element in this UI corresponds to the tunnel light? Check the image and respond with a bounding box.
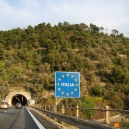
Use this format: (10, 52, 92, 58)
(16, 97, 21, 102)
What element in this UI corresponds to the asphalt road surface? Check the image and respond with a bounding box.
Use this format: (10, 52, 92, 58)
(0, 106, 44, 129)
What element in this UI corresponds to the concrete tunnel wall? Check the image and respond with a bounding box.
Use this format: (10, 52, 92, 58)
(4, 92, 31, 106)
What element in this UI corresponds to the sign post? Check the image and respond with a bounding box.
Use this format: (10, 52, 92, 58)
(55, 71, 80, 112)
(55, 71, 80, 123)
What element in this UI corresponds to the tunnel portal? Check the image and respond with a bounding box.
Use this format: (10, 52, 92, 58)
(12, 94, 27, 106)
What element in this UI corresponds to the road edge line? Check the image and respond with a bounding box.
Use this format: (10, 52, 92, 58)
(25, 106, 45, 129)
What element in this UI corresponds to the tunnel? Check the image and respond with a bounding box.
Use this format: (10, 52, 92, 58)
(12, 94, 27, 106)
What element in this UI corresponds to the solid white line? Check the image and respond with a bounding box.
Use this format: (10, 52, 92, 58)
(25, 107, 45, 129)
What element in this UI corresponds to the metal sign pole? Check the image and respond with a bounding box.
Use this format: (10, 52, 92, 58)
(55, 98, 64, 112)
(54, 98, 57, 113)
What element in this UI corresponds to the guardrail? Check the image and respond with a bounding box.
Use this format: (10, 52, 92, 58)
(30, 105, 120, 129)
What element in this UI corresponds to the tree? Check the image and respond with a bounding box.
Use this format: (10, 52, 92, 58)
(84, 58, 96, 70)
(57, 22, 63, 27)
(33, 52, 42, 65)
(80, 23, 88, 30)
(63, 21, 70, 27)
(45, 50, 56, 71)
(111, 29, 119, 36)
(81, 96, 95, 119)
(100, 26, 104, 32)
(110, 65, 126, 84)
(44, 39, 56, 51)
(104, 91, 123, 109)
(90, 84, 103, 96)
(26, 25, 34, 35)
(70, 54, 84, 71)
(89, 23, 99, 32)
(0, 44, 5, 60)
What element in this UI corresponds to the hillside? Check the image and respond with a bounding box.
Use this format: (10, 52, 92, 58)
(0, 22, 129, 110)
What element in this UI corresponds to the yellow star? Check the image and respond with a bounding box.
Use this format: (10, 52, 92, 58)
(57, 83, 60, 86)
(71, 92, 74, 94)
(74, 78, 77, 81)
(62, 91, 64, 94)
(58, 88, 61, 91)
(74, 88, 77, 91)
(66, 74, 69, 76)
(58, 78, 61, 81)
(71, 75, 74, 78)
(76, 84, 78, 86)
(66, 93, 69, 96)
(62, 74, 65, 78)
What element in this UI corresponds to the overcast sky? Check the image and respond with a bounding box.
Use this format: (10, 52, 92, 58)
(0, 0, 129, 37)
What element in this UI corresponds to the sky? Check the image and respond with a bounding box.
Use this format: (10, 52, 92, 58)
(0, 0, 129, 37)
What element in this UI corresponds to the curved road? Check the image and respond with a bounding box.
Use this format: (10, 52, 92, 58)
(0, 106, 44, 129)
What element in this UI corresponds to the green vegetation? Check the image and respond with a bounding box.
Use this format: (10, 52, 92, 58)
(120, 121, 129, 128)
(0, 22, 129, 116)
(80, 96, 95, 119)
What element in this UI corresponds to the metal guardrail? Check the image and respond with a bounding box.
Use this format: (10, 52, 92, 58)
(30, 106, 118, 129)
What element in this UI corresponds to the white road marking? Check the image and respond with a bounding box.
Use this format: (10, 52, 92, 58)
(25, 107, 45, 129)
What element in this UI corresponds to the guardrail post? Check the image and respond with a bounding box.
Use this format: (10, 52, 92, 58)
(44, 104, 46, 116)
(76, 106, 79, 129)
(62, 105, 65, 114)
(49, 105, 50, 111)
(54, 106, 57, 121)
(48, 105, 51, 118)
(45, 104, 46, 110)
(40, 105, 42, 113)
(41, 105, 43, 113)
(106, 106, 110, 125)
(62, 105, 65, 125)
(76, 105, 79, 118)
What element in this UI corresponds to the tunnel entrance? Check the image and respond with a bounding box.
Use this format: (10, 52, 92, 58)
(12, 94, 27, 106)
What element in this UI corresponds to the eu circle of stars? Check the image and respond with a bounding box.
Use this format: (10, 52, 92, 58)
(55, 72, 80, 98)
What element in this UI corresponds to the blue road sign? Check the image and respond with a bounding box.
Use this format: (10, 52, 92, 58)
(55, 71, 80, 98)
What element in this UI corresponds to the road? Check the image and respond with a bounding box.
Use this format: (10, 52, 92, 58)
(0, 106, 45, 129)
